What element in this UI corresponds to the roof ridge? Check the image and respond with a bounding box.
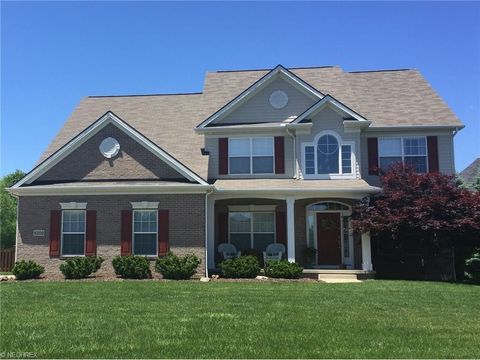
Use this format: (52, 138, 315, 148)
(88, 92, 202, 98)
(348, 68, 415, 74)
(213, 65, 337, 73)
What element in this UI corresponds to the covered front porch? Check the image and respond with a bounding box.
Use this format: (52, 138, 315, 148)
(207, 179, 380, 276)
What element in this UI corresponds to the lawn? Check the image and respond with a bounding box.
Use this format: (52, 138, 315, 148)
(0, 280, 479, 359)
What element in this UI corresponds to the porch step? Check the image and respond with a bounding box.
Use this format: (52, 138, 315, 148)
(317, 273, 363, 283)
(301, 269, 375, 282)
(319, 277, 363, 283)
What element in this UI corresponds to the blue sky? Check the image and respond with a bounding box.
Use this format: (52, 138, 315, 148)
(1, 1, 479, 176)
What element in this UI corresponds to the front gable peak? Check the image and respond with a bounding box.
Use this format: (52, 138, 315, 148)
(196, 65, 324, 129)
(13, 111, 208, 188)
(292, 95, 370, 124)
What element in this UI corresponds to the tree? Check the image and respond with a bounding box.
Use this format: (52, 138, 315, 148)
(0, 170, 25, 248)
(353, 164, 480, 280)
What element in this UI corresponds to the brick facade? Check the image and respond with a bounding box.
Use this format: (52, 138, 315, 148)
(36, 124, 184, 183)
(17, 194, 205, 278)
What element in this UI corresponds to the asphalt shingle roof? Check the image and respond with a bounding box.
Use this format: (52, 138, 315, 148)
(38, 66, 463, 181)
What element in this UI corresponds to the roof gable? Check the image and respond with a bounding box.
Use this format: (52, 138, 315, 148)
(13, 111, 208, 188)
(292, 94, 370, 124)
(33, 123, 186, 183)
(196, 65, 324, 129)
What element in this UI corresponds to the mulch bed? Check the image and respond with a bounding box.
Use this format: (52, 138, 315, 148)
(2, 274, 320, 282)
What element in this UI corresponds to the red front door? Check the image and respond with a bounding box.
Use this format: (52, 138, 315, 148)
(316, 213, 341, 265)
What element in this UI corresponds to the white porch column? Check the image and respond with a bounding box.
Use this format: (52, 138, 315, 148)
(286, 197, 296, 262)
(206, 196, 216, 272)
(361, 232, 373, 271)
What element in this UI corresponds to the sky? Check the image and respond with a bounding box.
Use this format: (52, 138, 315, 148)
(1, 1, 479, 176)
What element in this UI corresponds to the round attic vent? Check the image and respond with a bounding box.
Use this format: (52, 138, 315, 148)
(269, 90, 288, 109)
(99, 137, 120, 158)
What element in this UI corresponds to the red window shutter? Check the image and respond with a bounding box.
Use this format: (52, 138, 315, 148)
(427, 136, 439, 173)
(49, 210, 61, 257)
(85, 210, 97, 256)
(158, 210, 169, 256)
(218, 138, 229, 175)
(274, 136, 285, 174)
(121, 210, 132, 256)
(367, 137, 379, 175)
(218, 212, 228, 244)
(275, 211, 286, 246)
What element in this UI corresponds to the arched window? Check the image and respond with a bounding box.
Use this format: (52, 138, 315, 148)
(317, 135, 339, 174)
(303, 132, 353, 177)
(306, 202, 350, 212)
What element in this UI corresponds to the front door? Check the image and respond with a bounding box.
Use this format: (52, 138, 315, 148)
(316, 213, 341, 265)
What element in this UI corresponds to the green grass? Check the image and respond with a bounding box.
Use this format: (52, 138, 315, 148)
(1, 280, 479, 358)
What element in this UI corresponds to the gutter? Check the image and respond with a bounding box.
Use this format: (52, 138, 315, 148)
(7, 184, 213, 196)
(213, 187, 381, 197)
(366, 125, 465, 132)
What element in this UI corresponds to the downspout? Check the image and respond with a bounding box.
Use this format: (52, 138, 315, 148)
(204, 187, 214, 278)
(286, 127, 297, 179)
(14, 194, 19, 262)
(452, 127, 459, 173)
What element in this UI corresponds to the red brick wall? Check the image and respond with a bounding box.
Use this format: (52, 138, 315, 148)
(16, 194, 205, 277)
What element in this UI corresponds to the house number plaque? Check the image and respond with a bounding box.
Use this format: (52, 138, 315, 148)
(33, 230, 45, 237)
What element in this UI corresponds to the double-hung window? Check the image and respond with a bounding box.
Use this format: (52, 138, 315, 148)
(61, 210, 86, 256)
(379, 137, 427, 173)
(229, 137, 274, 174)
(229, 212, 275, 252)
(133, 210, 158, 256)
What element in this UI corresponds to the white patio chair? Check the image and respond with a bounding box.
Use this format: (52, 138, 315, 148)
(218, 243, 241, 260)
(263, 243, 286, 266)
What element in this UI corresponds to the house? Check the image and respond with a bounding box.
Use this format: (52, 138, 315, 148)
(8, 65, 464, 278)
(459, 158, 480, 188)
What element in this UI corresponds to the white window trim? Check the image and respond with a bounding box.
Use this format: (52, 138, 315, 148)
(60, 202, 87, 210)
(301, 130, 356, 179)
(378, 136, 429, 173)
(132, 209, 158, 257)
(131, 201, 159, 209)
(228, 211, 276, 250)
(228, 137, 275, 175)
(61, 209, 86, 257)
(304, 201, 353, 268)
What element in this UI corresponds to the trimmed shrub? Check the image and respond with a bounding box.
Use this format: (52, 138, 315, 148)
(265, 260, 304, 279)
(242, 249, 262, 264)
(12, 260, 45, 280)
(155, 252, 200, 280)
(465, 250, 480, 284)
(219, 255, 259, 278)
(60, 256, 104, 279)
(112, 255, 151, 279)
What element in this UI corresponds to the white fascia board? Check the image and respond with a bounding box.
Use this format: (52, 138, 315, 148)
(7, 184, 212, 197)
(196, 65, 323, 130)
(13, 112, 208, 188)
(196, 123, 288, 135)
(213, 187, 381, 198)
(292, 96, 369, 124)
(366, 125, 464, 131)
